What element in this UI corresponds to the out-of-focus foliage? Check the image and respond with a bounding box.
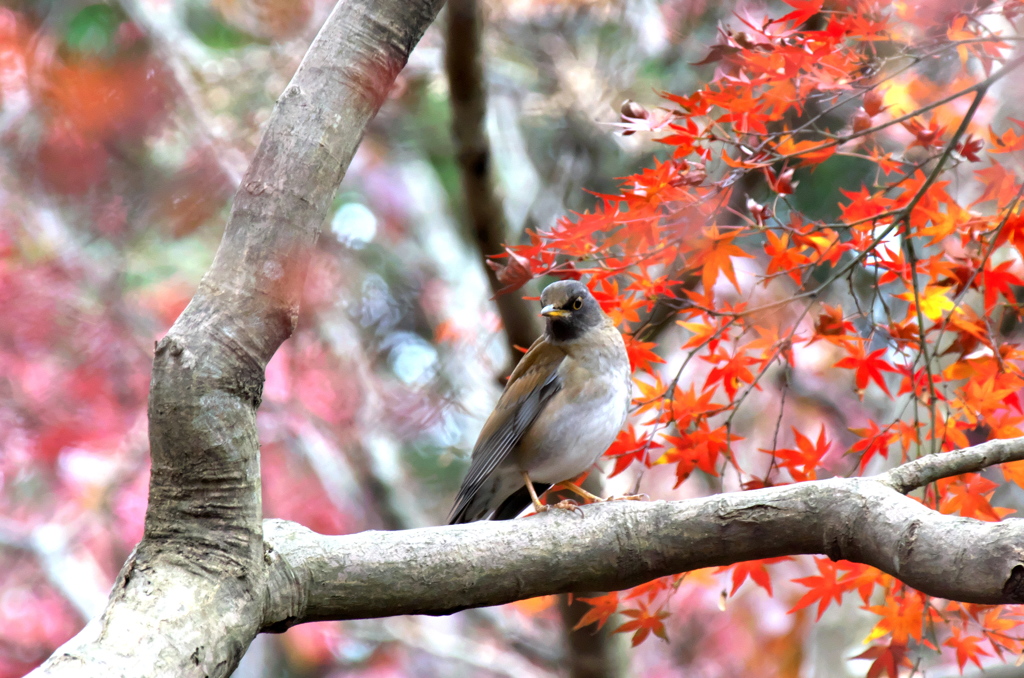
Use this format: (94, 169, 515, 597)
(4, 0, 1024, 677)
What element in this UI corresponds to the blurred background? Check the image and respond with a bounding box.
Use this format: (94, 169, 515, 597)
(0, 0, 1017, 677)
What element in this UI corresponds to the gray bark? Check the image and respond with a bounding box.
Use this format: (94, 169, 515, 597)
(22, 0, 1024, 675)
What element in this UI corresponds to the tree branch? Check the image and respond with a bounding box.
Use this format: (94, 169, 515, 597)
(880, 436, 1024, 494)
(145, 0, 443, 578)
(262, 437, 1024, 629)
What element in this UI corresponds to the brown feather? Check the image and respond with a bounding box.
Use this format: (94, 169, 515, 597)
(486, 338, 566, 434)
(446, 338, 567, 523)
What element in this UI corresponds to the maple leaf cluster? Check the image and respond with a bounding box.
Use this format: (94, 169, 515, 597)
(496, 0, 1024, 672)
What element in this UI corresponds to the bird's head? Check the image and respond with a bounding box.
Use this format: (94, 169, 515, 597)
(539, 280, 604, 342)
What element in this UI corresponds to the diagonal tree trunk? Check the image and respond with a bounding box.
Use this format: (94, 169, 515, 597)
(29, 1, 445, 675)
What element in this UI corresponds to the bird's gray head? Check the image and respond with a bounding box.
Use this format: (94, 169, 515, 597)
(539, 280, 604, 342)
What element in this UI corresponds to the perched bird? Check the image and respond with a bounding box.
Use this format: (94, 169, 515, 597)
(447, 279, 632, 524)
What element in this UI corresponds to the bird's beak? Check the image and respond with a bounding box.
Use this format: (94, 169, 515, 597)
(541, 304, 570, 318)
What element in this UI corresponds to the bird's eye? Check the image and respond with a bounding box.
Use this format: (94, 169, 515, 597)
(572, 297, 583, 310)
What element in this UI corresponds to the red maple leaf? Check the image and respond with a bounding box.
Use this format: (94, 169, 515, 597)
(662, 423, 737, 484)
(852, 642, 911, 678)
(982, 259, 1023, 313)
(605, 426, 660, 477)
(704, 346, 759, 400)
(848, 421, 896, 471)
(718, 557, 790, 596)
(614, 602, 670, 646)
(834, 345, 896, 397)
(790, 557, 846, 620)
(944, 628, 991, 671)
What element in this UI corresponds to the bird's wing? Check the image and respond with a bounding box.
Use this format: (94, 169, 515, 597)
(447, 337, 566, 523)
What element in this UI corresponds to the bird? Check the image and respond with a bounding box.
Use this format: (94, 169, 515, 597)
(447, 279, 632, 524)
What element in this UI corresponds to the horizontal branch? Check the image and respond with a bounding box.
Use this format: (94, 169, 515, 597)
(262, 437, 1024, 628)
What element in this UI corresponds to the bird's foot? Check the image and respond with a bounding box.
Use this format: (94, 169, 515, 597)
(535, 498, 585, 517)
(603, 493, 649, 502)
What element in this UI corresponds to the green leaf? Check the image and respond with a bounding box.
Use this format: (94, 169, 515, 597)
(66, 4, 123, 56)
(184, 3, 260, 49)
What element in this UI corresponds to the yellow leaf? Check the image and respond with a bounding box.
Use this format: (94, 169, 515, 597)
(896, 285, 955, 321)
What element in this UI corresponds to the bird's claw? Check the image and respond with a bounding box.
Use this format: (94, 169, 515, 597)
(605, 493, 649, 502)
(536, 499, 585, 517)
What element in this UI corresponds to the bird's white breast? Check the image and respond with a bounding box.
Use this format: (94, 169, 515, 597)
(520, 325, 631, 484)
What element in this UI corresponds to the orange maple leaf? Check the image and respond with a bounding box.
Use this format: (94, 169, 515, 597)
(973, 161, 1020, 207)
(622, 335, 666, 373)
(865, 591, 935, 645)
(764, 425, 831, 482)
(669, 384, 722, 430)
(776, 135, 837, 165)
(699, 226, 753, 293)
(1001, 460, 1024, 488)
(764, 230, 810, 284)
(574, 593, 620, 631)
(938, 473, 1012, 522)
